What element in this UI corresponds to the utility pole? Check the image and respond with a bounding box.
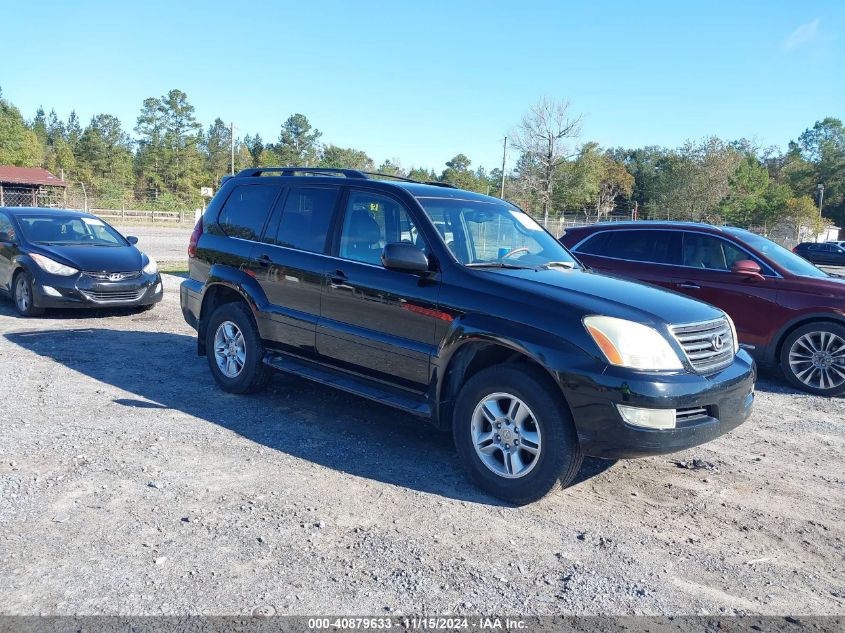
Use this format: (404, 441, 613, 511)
(230, 122, 235, 176)
(500, 136, 507, 198)
(817, 183, 825, 218)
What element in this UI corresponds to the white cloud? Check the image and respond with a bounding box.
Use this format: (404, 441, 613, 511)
(782, 18, 821, 51)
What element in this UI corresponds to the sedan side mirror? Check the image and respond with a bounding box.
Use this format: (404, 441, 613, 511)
(732, 259, 764, 281)
(382, 242, 430, 273)
(126, 235, 139, 245)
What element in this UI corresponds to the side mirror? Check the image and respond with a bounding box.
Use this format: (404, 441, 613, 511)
(381, 242, 430, 273)
(732, 259, 764, 281)
(0, 231, 16, 244)
(126, 235, 139, 245)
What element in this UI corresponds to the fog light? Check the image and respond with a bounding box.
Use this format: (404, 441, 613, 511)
(154, 282, 162, 294)
(42, 285, 61, 297)
(617, 405, 676, 430)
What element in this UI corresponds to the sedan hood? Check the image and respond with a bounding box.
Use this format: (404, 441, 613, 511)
(480, 267, 723, 326)
(33, 244, 145, 272)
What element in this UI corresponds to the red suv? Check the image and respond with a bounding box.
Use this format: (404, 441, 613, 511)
(561, 222, 845, 396)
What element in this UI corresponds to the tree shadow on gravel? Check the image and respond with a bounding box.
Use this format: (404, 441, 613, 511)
(5, 328, 615, 505)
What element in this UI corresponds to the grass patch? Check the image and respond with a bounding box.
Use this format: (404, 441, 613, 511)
(158, 260, 189, 276)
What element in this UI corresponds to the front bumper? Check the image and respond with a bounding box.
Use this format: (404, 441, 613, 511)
(562, 350, 756, 459)
(32, 271, 164, 308)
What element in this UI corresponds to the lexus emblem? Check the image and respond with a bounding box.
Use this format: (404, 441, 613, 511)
(711, 333, 725, 351)
(108, 273, 124, 281)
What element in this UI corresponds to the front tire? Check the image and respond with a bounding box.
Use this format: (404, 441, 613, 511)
(13, 270, 44, 317)
(780, 322, 845, 396)
(453, 363, 582, 505)
(205, 301, 271, 394)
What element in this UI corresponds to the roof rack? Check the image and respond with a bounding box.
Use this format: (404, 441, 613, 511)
(232, 166, 458, 188)
(235, 167, 368, 179)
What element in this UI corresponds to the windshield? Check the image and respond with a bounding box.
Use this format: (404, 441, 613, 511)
(723, 229, 830, 278)
(17, 215, 126, 247)
(417, 197, 578, 268)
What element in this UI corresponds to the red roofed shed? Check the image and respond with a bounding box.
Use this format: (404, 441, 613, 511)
(0, 166, 67, 207)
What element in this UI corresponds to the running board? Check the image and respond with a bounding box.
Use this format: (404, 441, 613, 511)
(263, 353, 432, 417)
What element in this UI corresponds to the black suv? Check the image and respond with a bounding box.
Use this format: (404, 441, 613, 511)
(181, 167, 755, 504)
(793, 242, 845, 266)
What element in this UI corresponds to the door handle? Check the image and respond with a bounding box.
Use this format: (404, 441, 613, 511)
(329, 270, 349, 288)
(678, 282, 701, 289)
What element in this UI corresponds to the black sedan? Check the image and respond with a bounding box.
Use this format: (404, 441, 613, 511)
(0, 207, 163, 316)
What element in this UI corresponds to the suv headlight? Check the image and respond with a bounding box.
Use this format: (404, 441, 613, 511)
(143, 257, 158, 275)
(31, 253, 78, 276)
(725, 313, 740, 353)
(583, 315, 683, 370)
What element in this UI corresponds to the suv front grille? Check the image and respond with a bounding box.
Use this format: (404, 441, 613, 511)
(670, 318, 734, 374)
(83, 270, 142, 281)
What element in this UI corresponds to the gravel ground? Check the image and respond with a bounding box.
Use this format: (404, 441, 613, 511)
(0, 274, 843, 617)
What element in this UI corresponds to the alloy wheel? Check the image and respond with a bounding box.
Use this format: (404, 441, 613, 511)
(213, 321, 246, 378)
(788, 330, 845, 391)
(15, 275, 30, 312)
(471, 392, 542, 479)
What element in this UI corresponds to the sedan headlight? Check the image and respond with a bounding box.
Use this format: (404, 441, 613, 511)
(30, 253, 78, 276)
(583, 315, 683, 370)
(143, 257, 158, 275)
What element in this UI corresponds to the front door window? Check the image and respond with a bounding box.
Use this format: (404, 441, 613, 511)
(339, 191, 426, 266)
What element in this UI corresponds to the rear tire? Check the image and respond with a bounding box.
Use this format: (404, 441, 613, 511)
(205, 301, 271, 394)
(13, 270, 44, 317)
(452, 363, 582, 505)
(779, 322, 845, 397)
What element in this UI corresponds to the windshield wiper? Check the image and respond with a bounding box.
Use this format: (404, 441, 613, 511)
(537, 261, 577, 270)
(466, 261, 535, 270)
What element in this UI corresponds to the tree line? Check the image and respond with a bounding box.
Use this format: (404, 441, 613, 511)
(0, 87, 842, 232)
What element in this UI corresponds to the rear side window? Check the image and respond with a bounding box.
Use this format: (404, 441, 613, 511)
(573, 232, 612, 255)
(269, 187, 338, 253)
(217, 184, 279, 241)
(599, 230, 681, 264)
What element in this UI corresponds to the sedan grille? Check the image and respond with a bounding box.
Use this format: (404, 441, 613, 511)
(81, 288, 146, 303)
(670, 318, 734, 374)
(83, 270, 142, 281)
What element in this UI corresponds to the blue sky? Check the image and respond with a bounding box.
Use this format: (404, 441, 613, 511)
(1, 1, 843, 172)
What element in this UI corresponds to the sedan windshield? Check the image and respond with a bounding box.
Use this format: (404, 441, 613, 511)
(17, 215, 126, 247)
(417, 197, 578, 269)
(724, 228, 829, 278)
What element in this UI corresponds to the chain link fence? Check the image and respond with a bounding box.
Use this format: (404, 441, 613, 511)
(1, 181, 831, 245)
(59, 183, 200, 225)
(0, 185, 66, 208)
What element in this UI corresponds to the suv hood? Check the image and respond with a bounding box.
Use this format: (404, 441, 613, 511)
(32, 244, 145, 272)
(480, 267, 723, 326)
